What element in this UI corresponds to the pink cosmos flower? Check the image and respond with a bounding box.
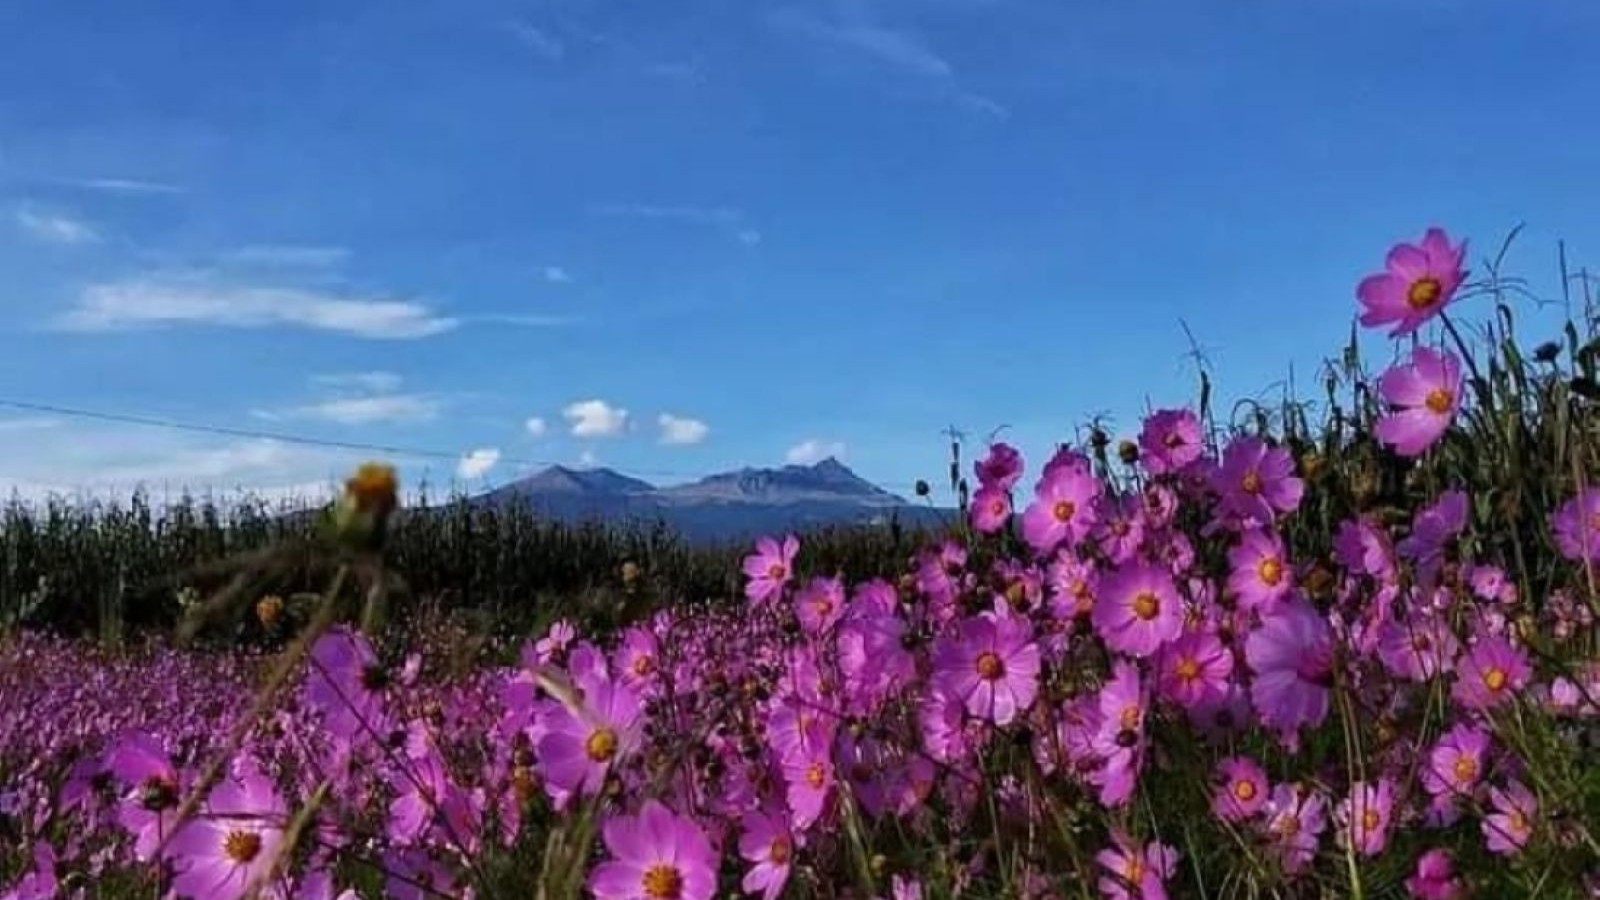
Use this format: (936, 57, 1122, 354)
(1550, 487, 1600, 563)
(1226, 528, 1293, 612)
(1406, 848, 1465, 900)
(1093, 562, 1184, 658)
(1021, 467, 1102, 553)
(166, 768, 287, 900)
(306, 626, 396, 742)
(1213, 436, 1304, 525)
(743, 535, 799, 603)
(1095, 831, 1178, 900)
(535, 671, 644, 808)
(1260, 783, 1328, 875)
(783, 747, 836, 832)
(589, 801, 718, 900)
(1334, 515, 1397, 580)
(1156, 630, 1234, 709)
(739, 810, 795, 900)
(1421, 723, 1491, 801)
(534, 620, 577, 665)
(106, 730, 184, 862)
(1211, 756, 1268, 821)
(616, 626, 661, 690)
(1090, 660, 1147, 807)
(931, 604, 1041, 725)
(1092, 494, 1146, 564)
(1138, 408, 1205, 476)
(970, 484, 1012, 534)
(1375, 613, 1459, 682)
(1244, 596, 1334, 743)
(1357, 227, 1468, 336)
(1336, 778, 1397, 857)
(1482, 779, 1536, 854)
(1397, 490, 1469, 574)
(1374, 347, 1462, 457)
(975, 441, 1023, 490)
(1452, 635, 1531, 711)
(794, 575, 846, 635)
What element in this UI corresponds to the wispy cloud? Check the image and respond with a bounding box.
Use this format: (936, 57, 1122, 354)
(311, 371, 404, 394)
(56, 277, 459, 339)
(15, 208, 100, 245)
(467, 313, 580, 328)
(507, 21, 566, 61)
(264, 394, 441, 426)
(223, 245, 351, 268)
(48, 177, 184, 195)
(769, 8, 952, 77)
(543, 266, 573, 284)
(457, 448, 502, 479)
(0, 417, 62, 432)
(657, 413, 709, 446)
(524, 416, 549, 438)
(785, 438, 847, 465)
(563, 399, 629, 437)
(589, 202, 760, 245)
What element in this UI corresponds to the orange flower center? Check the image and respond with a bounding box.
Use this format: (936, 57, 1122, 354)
(1361, 808, 1381, 833)
(1452, 756, 1478, 785)
(223, 830, 262, 864)
(812, 598, 834, 618)
(632, 655, 656, 677)
(1257, 556, 1283, 587)
(1119, 704, 1141, 731)
(1123, 857, 1145, 884)
(767, 563, 787, 580)
(1052, 500, 1076, 523)
(769, 835, 793, 865)
(1132, 590, 1161, 621)
(975, 651, 1005, 681)
(990, 498, 1007, 515)
(804, 762, 826, 789)
(641, 863, 684, 899)
(585, 727, 619, 763)
(1163, 431, 1185, 449)
(1174, 656, 1201, 682)
(1240, 470, 1263, 495)
(1424, 388, 1454, 414)
(1483, 666, 1508, 692)
(1407, 277, 1443, 310)
(1274, 813, 1301, 837)
(1508, 810, 1530, 835)
(1232, 779, 1257, 802)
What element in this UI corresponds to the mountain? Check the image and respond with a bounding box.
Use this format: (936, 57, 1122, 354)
(474, 458, 944, 542)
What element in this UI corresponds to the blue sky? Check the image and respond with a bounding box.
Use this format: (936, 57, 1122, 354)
(1, 0, 1597, 503)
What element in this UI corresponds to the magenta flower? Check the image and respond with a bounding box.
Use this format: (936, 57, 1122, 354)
(969, 484, 1012, 534)
(1550, 487, 1600, 563)
(1138, 408, 1205, 476)
(1406, 848, 1465, 900)
(1421, 723, 1491, 800)
(1090, 660, 1148, 807)
(535, 671, 644, 808)
(305, 626, 395, 741)
(1211, 756, 1268, 821)
(106, 730, 184, 862)
(743, 535, 799, 603)
(3, 843, 57, 900)
(738, 810, 795, 900)
(783, 747, 836, 832)
(1334, 515, 1397, 580)
(1482, 779, 1536, 855)
(1336, 778, 1397, 857)
(166, 768, 287, 900)
(1374, 347, 1462, 457)
(1095, 831, 1178, 900)
(589, 801, 718, 900)
(1375, 613, 1459, 682)
(1244, 596, 1334, 743)
(932, 604, 1041, 725)
(1357, 227, 1468, 336)
(1213, 436, 1304, 525)
(1020, 467, 1102, 553)
(975, 441, 1024, 490)
(1156, 630, 1233, 709)
(1452, 635, 1531, 711)
(794, 575, 846, 635)
(1093, 562, 1184, 658)
(1226, 528, 1293, 612)
(1260, 783, 1328, 875)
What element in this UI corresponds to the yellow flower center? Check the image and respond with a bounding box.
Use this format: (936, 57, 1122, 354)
(1452, 756, 1478, 785)
(1424, 387, 1454, 414)
(1508, 810, 1530, 835)
(1174, 656, 1201, 682)
(585, 727, 619, 763)
(769, 834, 793, 865)
(1241, 470, 1263, 495)
(632, 655, 656, 677)
(804, 762, 826, 789)
(1123, 857, 1145, 884)
(1257, 556, 1283, 587)
(222, 830, 262, 864)
(1052, 500, 1076, 523)
(641, 863, 684, 899)
(1361, 808, 1381, 833)
(1132, 591, 1161, 621)
(975, 651, 1005, 681)
(344, 462, 398, 514)
(1407, 277, 1443, 311)
(1483, 666, 1508, 692)
(1119, 704, 1141, 731)
(1232, 779, 1257, 802)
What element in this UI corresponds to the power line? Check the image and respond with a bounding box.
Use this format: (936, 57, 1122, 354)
(0, 398, 932, 494)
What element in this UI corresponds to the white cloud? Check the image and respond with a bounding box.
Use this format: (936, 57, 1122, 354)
(312, 371, 405, 394)
(457, 448, 501, 479)
(16, 208, 100, 245)
(0, 417, 61, 432)
(657, 413, 709, 445)
(524, 416, 548, 438)
(785, 438, 847, 465)
(737, 229, 763, 246)
(224, 245, 351, 267)
(543, 266, 573, 283)
(563, 399, 629, 437)
(769, 9, 952, 77)
(508, 21, 565, 60)
(577, 448, 600, 468)
(52, 177, 183, 195)
(57, 278, 458, 339)
(273, 394, 441, 425)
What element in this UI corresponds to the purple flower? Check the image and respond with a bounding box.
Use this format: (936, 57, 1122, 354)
(1336, 778, 1397, 857)
(589, 801, 718, 900)
(1406, 848, 1465, 900)
(975, 441, 1023, 490)
(1375, 613, 1459, 682)
(1260, 783, 1328, 875)
(1245, 596, 1334, 743)
(970, 484, 1013, 534)
(1093, 562, 1184, 658)
(1551, 487, 1600, 563)
(1138, 409, 1205, 476)
(1213, 436, 1304, 525)
(1357, 227, 1469, 336)
(1021, 467, 1102, 553)
(1095, 831, 1178, 900)
(1421, 723, 1491, 800)
(743, 535, 799, 604)
(1226, 528, 1293, 612)
(738, 810, 794, 900)
(166, 768, 287, 900)
(535, 671, 644, 808)
(1374, 347, 1462, 456)
(1212, 756, 1268, 821)
(932, 604, 1041, 725)
(1156, 630, 1234, 709)
(1452, 635, 1531, 711)
(1482, 779, 1536, 855)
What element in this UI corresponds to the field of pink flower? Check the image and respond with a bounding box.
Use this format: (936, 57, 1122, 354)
(4, 227, 1600, 899)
